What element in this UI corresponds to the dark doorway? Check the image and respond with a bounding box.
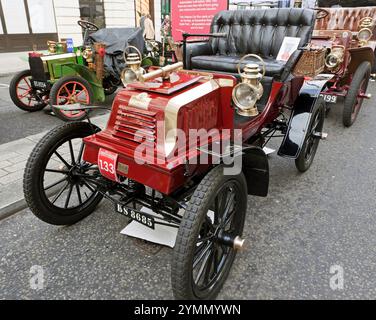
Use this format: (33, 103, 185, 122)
(79, 0, 106, 29)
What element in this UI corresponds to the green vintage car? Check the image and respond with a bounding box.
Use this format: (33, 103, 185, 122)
(9, 20, 145, 121)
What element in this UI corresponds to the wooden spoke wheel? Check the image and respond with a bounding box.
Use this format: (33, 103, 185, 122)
(172, 165, 247, 300)
(24, 122, 103, 225)
(50, 76, 94, 121)
(295, 101, 325, 172)
(343, 62, 371, 127)
(9, 69, 47, 111)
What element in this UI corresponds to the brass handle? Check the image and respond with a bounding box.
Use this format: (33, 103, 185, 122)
(140, 62, 183, 82)
(237, 54, 266, 78)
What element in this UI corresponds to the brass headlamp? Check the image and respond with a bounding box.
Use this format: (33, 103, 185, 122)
(325, 45, 345, 71)
(82, 46, 94, 63)
(121, 46, 145, 86)
(357, 17, 374, 46)
(47, 41, 57, 54)
(232, 54, 265, 117)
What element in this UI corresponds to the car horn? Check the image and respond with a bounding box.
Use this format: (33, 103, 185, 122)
(233, 54, 265, 117)
(121, 46, 145, 86)
(325, 45, 345, 71)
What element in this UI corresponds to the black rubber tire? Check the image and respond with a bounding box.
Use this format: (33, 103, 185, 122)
(50, 75, 94, 122)
(9, 69, 47, 111)
(343, 61, 371, 127)
(23, 122, 103, 225)
(295, 101, 325, 173)
(171, 165, 247, 300)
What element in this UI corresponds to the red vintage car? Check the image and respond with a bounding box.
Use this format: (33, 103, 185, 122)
(313, 7, 375, 126)
(23, 8, 330, 300)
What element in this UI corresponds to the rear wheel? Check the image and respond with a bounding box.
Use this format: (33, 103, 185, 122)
(295, 101, 325, 172)
(50, 76, 94, 121)
(172, 165, 247, 300)
(343, 61, 371, 127)
(23, 122, 103, 225)
(9, 69, 47, 111)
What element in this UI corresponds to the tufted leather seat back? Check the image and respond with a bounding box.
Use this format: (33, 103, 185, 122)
(209, 8, 316, 59)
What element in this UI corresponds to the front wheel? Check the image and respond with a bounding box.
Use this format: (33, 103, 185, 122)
(50, 76, 94, 121)
(9, 69, 48, 111)
(23, 122, 103, 225)
(343, 61, 371, 127)
(295, 101, 325, 172)
(171, 165, 247, 300)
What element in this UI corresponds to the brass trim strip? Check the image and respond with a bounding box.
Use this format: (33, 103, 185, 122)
(41, 53, 77, 61)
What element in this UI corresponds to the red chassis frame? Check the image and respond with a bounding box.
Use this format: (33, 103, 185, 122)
(82, 69, 306, 195)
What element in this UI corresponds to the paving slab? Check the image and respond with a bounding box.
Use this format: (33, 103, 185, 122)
(0, 52, 29, 77)
(0, 114, 109, 220)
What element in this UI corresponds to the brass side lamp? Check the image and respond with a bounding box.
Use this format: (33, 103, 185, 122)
(233, 54, 265, 117)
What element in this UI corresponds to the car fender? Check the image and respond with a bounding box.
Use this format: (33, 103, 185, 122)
(200, 144, 269, 197)
(278, 75, 332, 159)
(239, 146, 269, 197)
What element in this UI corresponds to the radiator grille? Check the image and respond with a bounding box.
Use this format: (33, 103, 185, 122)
(113, 105, 157, 147)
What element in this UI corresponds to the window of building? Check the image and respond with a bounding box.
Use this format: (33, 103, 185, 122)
(0, 15, 3, 34)
(79, 0, 106, 29)
(28, 0, 57, 34)
(1, 0, 29, 34)
(161, 0, 170, 18)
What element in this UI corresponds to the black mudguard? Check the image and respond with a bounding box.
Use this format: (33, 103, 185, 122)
(198, 144, 269, 197)
(278, 75, 331, 159)
(241, 146, 269, 197)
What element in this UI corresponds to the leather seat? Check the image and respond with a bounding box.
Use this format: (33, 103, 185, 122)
(185, 8, 316, 81)
(191, 55, 286, 78)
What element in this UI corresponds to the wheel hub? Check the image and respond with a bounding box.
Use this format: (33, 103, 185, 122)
(66, 163, 86, 184)
(216, 230, 245, 250)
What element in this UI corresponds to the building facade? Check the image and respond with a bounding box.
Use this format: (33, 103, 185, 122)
(0, 0, 162, 53)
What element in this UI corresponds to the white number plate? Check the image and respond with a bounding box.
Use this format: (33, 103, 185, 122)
(320, 94, 337, 104)
(31, 80, 47, 89)
(115, 203, 155, 229)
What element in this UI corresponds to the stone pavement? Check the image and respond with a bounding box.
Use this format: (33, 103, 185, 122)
(0, 52, 29, 76)
(0, 114, 109, 219)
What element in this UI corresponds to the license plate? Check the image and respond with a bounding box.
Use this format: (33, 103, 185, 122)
(31, 80, 48, 90)
(320, 94, 337, 104)
(115, 203, 155, 229)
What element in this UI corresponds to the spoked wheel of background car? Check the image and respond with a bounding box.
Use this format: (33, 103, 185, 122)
(295, 101, 325, 173)
(23, 122, 103, 225)
(9, 69, 48, 111)
(343, 61, 371, 127)
(50, 76, 94, 121)
(172, 165, 247, 300)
